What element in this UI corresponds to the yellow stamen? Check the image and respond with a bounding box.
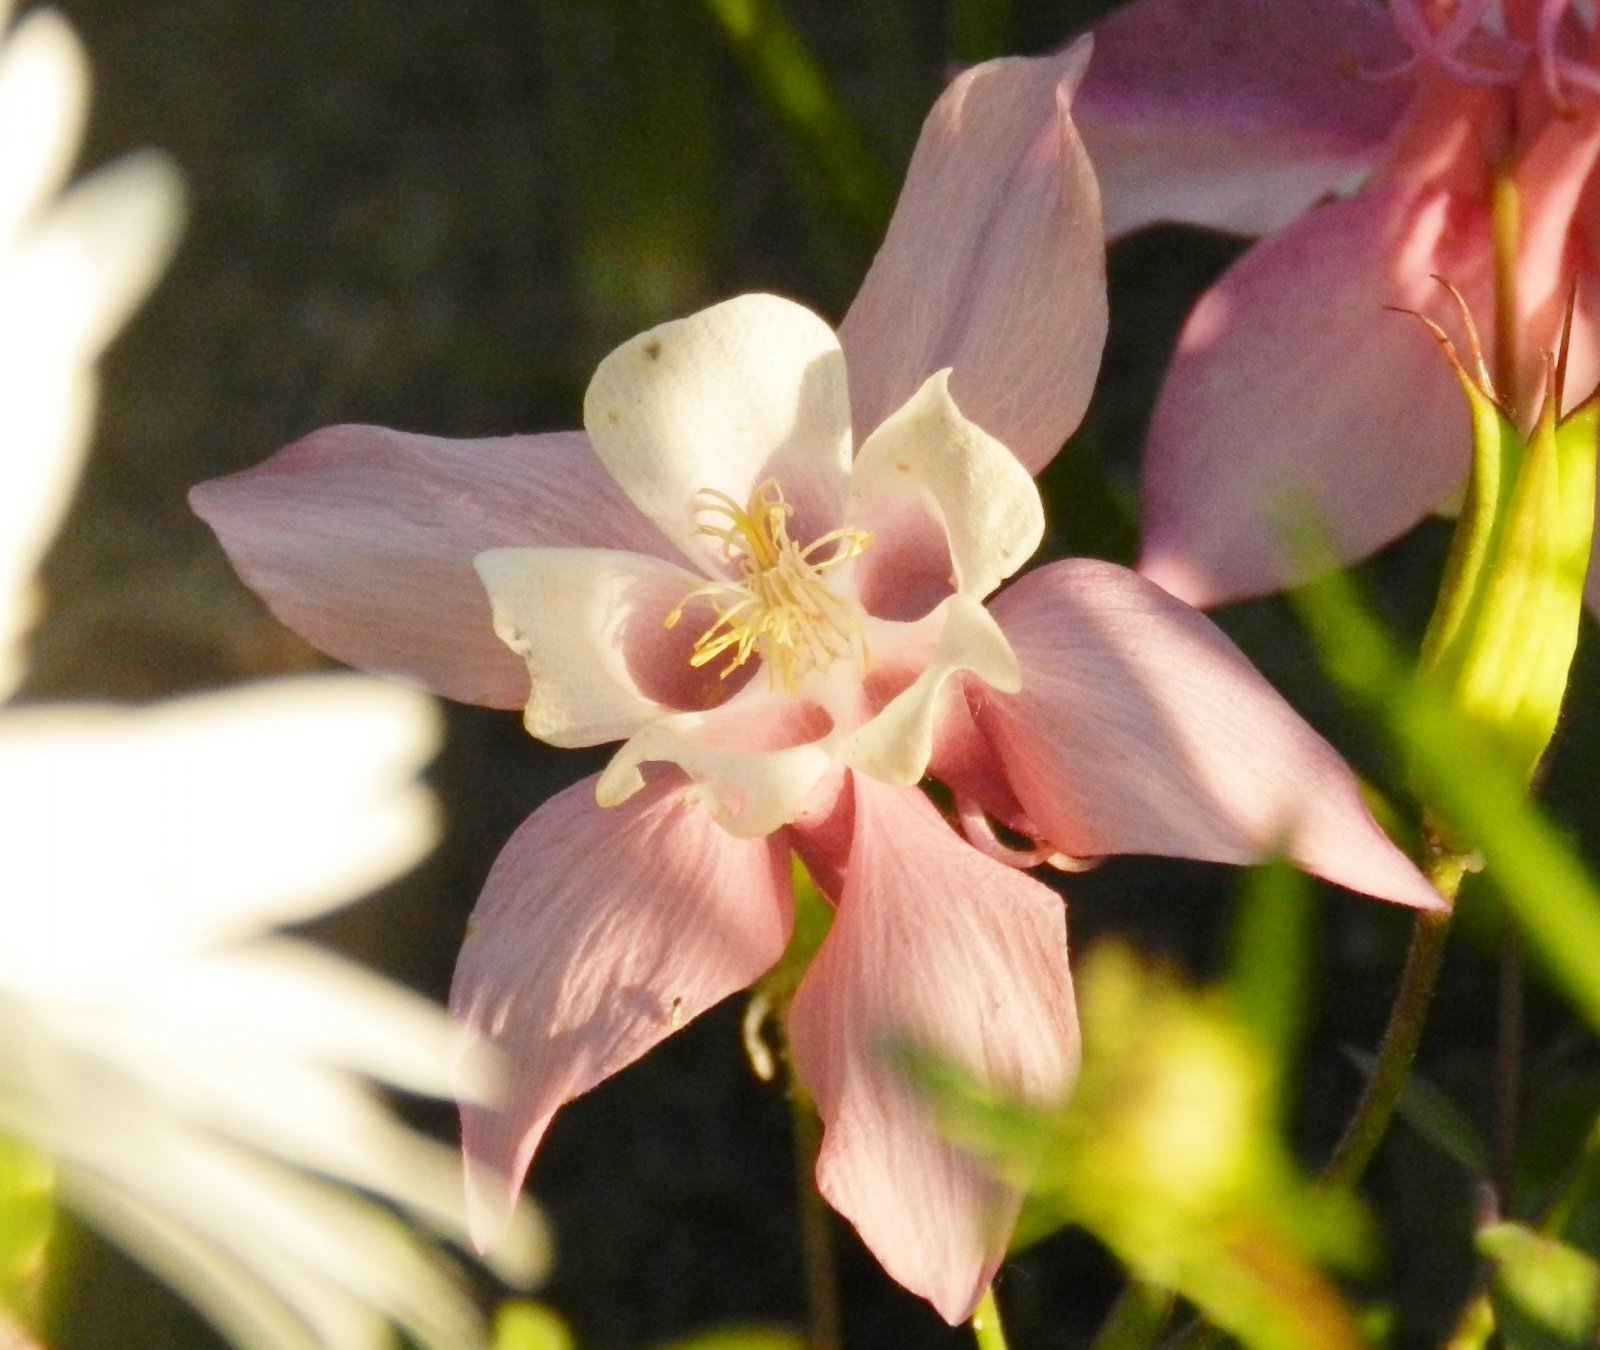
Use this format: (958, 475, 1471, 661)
(665, 480, 871, 688)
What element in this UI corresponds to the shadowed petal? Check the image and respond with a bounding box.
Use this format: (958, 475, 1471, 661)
(583, 293, 851, 566)
(982, 560, 1445, 909)
(1139, 181, 1489, 607)
(475, 546, 709, 748)
(1077, 0, 1407, 237)
(839, 41, 1106, 475)
(787, 778, 1077, 1324)
(191, 427, 672, 709)
(451, 774, 793, 1248)
(849, 370, 1044, 606)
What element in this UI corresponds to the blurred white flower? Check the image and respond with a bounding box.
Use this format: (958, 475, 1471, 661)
(0, 4, 545, 1347)
(0, 0, 180, 700)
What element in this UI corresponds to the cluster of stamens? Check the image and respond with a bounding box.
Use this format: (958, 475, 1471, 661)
(665, 480, 871, 689)
(1385, 0, 1600, 102)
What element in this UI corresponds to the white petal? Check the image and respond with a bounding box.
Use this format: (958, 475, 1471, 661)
(582, 294, 853, 568)
(595, 698, 837, 837)
(845, 594, 1019, 786)
(0, 8, 86, 240)
(0, 145, 182, 695)
(849, 369, 1044, 603)
(475, 546, 708, 748)
(0, 676, 440, 977)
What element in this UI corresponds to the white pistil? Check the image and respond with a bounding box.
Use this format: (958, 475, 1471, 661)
(665, 480, 871, 689)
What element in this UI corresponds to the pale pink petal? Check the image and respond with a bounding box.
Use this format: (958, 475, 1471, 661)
(787, 778, 1077, 1324)
(839, 40, 1106, 475)
(1077, 0, 1408, 238)
(190, 426, 672, 709)
(474, 546, 712, 748)
(848, 370, 1044, 608)
(1512, 110, 1600, 412)
(981, 560, 1446, 910)
(1139, 180, 1490, 607)
(451, 773, 793, 1248)
(582, 294, 851, 566)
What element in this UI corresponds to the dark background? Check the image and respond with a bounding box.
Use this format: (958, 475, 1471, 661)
(21, 0, 1600, 1345)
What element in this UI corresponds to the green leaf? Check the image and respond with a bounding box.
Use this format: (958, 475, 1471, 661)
(0, 1134, 53, 1332)
(1479, 1222, 1600, 1349)
(655, 1326, 806, 1350)
(494, 1299, 577, 1350)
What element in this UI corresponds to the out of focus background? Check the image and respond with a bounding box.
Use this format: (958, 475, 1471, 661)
(22, 0, 1600, 1345)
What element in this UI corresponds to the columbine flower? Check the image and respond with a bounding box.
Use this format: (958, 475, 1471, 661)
(0, 3, 542, 1344)
(192, 42, 1443, 1322)
(1075, 0, 1600, 606)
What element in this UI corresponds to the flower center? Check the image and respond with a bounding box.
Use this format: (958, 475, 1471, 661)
(665, 479, 871, 689)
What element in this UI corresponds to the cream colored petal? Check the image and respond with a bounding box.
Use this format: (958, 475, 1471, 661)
(849, 369, 1044, 603)
(582, 293, 852, 570)
(476, 545, 706, 748)
(595, 703, 837, 838)
(845, 594, 1019, 787)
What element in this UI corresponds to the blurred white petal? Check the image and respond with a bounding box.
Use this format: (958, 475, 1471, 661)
(0, 677, 442, 981)
(0, 10, 547, 1345)
(0, 4, 182, 696)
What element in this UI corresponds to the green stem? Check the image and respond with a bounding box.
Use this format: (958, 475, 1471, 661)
(786, 1079, 842, 1350)
(971, 1287, 1009, 1350)
(1321, 835, 1468, 1189)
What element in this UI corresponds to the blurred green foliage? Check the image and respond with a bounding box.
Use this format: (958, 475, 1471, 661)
(909, 945, 1372, 1349)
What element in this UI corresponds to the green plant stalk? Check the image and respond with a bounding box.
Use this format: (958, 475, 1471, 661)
(971, 1287, 1009, 1350)
(1321, 837, 1469, 1189)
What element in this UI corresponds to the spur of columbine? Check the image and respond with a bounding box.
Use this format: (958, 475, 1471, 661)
(191, 42, 1444, 1325)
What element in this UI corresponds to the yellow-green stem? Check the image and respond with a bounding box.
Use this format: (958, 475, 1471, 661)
(972, 1287, 1010, 1350)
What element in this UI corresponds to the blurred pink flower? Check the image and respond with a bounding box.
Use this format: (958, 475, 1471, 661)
(1076, 0, 1600, 606)
(193, 42, 1441, 1323)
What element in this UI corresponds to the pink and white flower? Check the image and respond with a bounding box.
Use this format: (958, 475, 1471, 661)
(1076, 0, 1600, 607)
(192, 42, 1442, 1323)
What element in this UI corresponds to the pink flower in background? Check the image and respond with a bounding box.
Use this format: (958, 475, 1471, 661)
(193, 42, 1442, 1323)
(1076, 0, 1600, 606)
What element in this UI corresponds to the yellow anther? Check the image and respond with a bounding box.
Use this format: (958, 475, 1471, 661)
(665, 480, 871, 688)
